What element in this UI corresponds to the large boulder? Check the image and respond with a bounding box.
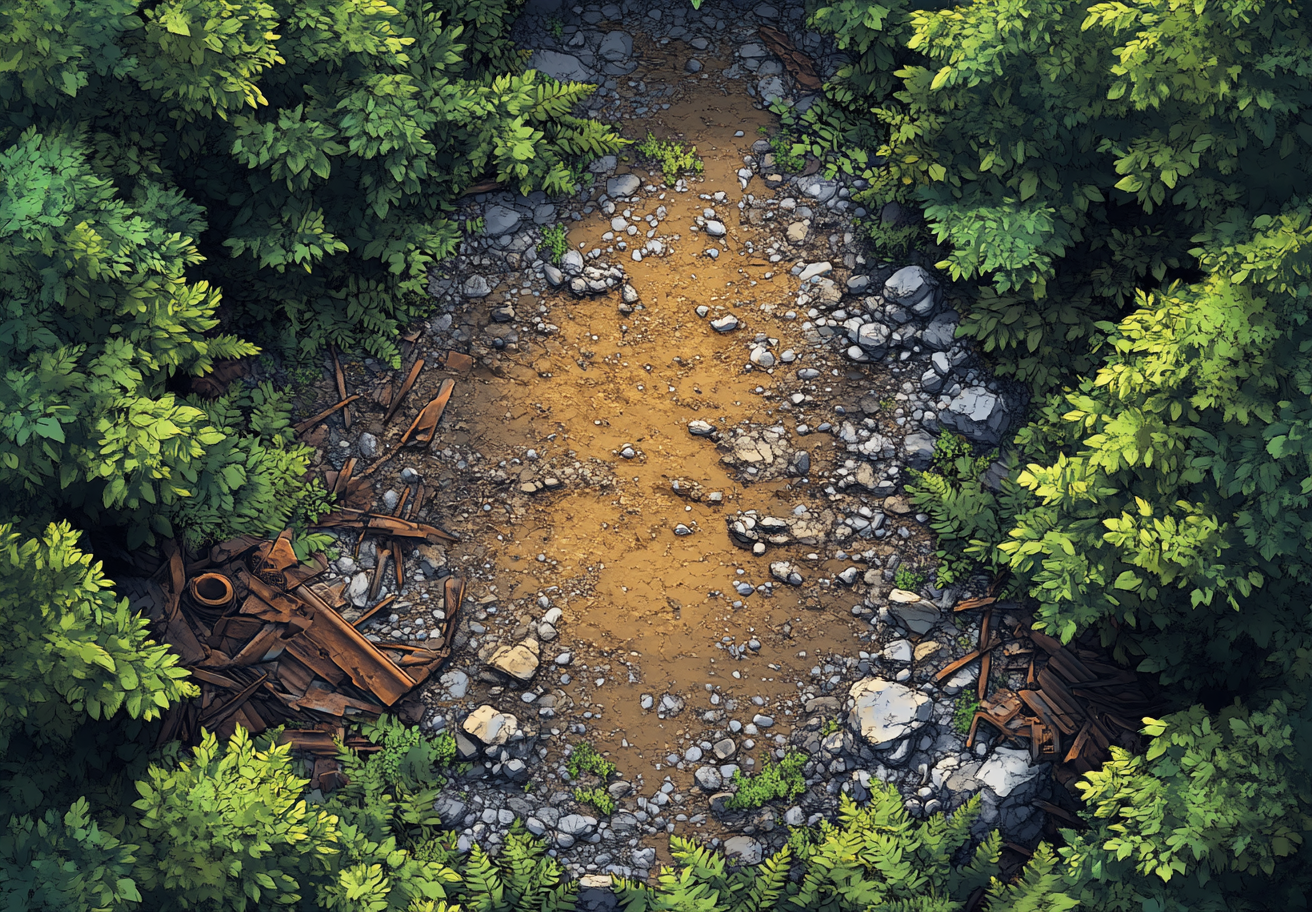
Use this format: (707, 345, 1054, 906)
(939, 385, 1012, 446)
(883, 265, 938, 310)
(978, 747, 1047, 800)
(483, 205, 522, 237)
(463, 705, 519, 746)
(848, 677, 933, 750)
(922, 310, 960, 351)
(597, 31, 633, 62)
(527, 49, 593, 84)
(490, 640, 540, 683)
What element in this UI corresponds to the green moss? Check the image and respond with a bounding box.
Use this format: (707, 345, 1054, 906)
(566, 741, 616, 780)
(952, 692, 980, 736)
(571, 786, 616, 816)
(537, 223, 570, 265)
(894, 567, 926, 591)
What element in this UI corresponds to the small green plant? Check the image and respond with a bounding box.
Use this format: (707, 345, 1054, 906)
(879, 397, 896, 410)
(894, 566, 926, 591)
(433, 730, 457, 766)
(635, 130, 704, 185)
(566, 741, 616, 780)
(766, 129, 806, 172)
(537, 223, 570, 264)
(463, 215, 485, 235)
(952, 693, 980, 736)
(820, 717, 841, 737)
(725, 751, 808, 810)
(572, 786, 616, 816)
(547, 15, 564, 38)
(786, 824, 818, 857)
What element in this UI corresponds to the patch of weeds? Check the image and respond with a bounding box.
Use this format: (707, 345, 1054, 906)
(952, 692, 980, 736)
(768, 130, 806, 172)
(956, 634, 972, 649)
(894, 566, 926, 591)
(567, 741, 616, 780)
(635, 130, 704, 185)
(433, 730, 457, 766)
(547, 15, 564, 38)
(820, 717, 841, 737)
(537, 223, 569, 264)
(879, 397, 897, 410)
(725, 750, 807, 810)
(463, 215, 485, 236)
(572, 786, 616, 816)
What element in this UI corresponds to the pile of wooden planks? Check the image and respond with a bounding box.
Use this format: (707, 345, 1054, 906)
(148, 529, 465, 748)
(938, 586, 1168, 788)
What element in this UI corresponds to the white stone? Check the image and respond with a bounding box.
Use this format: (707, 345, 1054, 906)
(848, 677, 933, 750)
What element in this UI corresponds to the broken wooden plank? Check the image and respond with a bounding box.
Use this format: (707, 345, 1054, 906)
(292, 584, 419, 706)
(978, 607, 993, 651)
(277, 727, 344, 756)
(274, 653, 315, 696)
(197, 673, 268, 730)
(442, 576, 465, 650)
(953, 596, 997, 612)
(292, 681, 385, 717)
(184, 667, 242, 689)
(293, 394, 361, 435)
(351, 594, 396, 629)
(391, 539, 404, 591)
(165, 615, 209, 664)
(978, 648, 992, 702)
(1025, 628, 1098, 683)
(440, 351, 474, 372)
(382, 357, 426, 427)
(757, 25, 822, 91)
(283, 635, 349, 687)
(163, 539, 185, 621)
(368, 548, 389, 603)
(933, 636, 1001, 683)
(1019, 689, 1077, 736)
(330, 458, 358, 498)
(1035, 799, 1086, 830)
(231, 624, 283, 666)
(330, 346, 350, 431)
(257, 530, 299, 575)
(1063, 723, 1093, 764)
(406, 483, 426, 521)
(399, 379, 455, 448)
(312, 510, 459, 544)
(284, 552, 330, 590)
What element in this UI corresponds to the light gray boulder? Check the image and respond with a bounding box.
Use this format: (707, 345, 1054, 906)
(940, 386, 1012, 446)
(848, 677, 933, 750)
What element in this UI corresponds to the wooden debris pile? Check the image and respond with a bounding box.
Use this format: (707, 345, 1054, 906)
(939, 585, 1169, 794)
(148, 530, 466, 747)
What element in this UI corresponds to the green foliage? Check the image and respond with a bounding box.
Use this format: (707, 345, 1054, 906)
(0, 797, 143, 912)
(892, 566, 925, 592)
(448, 825, 577, 912)
(0, 522, 195, 754)
(634, 130, 703, 186)
(131, 726, 339, 911)
(951, 693, 979, 737)
(819, 717, 841, 737)
(537, 223, 571, 265)
(547, 16, 564, 39)
(757, 126, 806, 173)
(724, 751, 807, 811)
(566, 741, 616, 781)
(571, 787, 616, 817)
(616, 788, 1077, 912)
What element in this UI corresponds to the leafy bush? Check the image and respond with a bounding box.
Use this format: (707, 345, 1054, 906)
(616, 788, 1078, 912)
(635, 130, 704, 186)
(537, 223, 571, 265)
(724, 751, 807, 810)
(132, 726, 340, 911)
(571, 787, 616, 817)
(0, 522, 196, 753)
(757, 125, 806, 173)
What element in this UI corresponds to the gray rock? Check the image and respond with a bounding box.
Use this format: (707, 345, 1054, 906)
(922, 310, 960, 351)
(557, 813, 599, 836)
(440, 669, 470, 699)
(931, 351, 952, 376)
(589, 154, 617, 174)
(685, 57, 703, 74)
(463, 275, 492, 298)
(463, 705, 519, 746)
(797, 177, 837, 203)
(346, 572, 370, 608)
(921, 368, 944, 394)
(738, 43, 768, 58)
(608, 173, 641, 197)
(632, 847, 657, 868)
(883, 265, 938, 309)
(902, 431, 936, 469)
(940, 386, 1012, 446)
(710, 315, 740, 333)
(705, 220, 726, 237)
(621, 283, 639, 304)
(694, 766, 723, 791)
(528, 49, 593, 83)
(758, 75, 786, 103)
(483, 205, 522, 236)
(544, 264, 564, 286)
(357, 432, 379, 458)
(658, 693, 685, 715)
(857, 321, 890, 352)
(722, 835, 763, 865)
(754, 4, 780, 19)
(797, 260, 832, 282)
(880, 639, 913, 664)
(887, 590, 941, 635)
(978, 747, 1047, 799)
(848, 677, 933, 749)
(560, 249, 585, 276)
(533, 203, 557, 225)
(689, 420, 715, 437)
(712, 738, 737, 760)
(597, 31, 633, 62)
